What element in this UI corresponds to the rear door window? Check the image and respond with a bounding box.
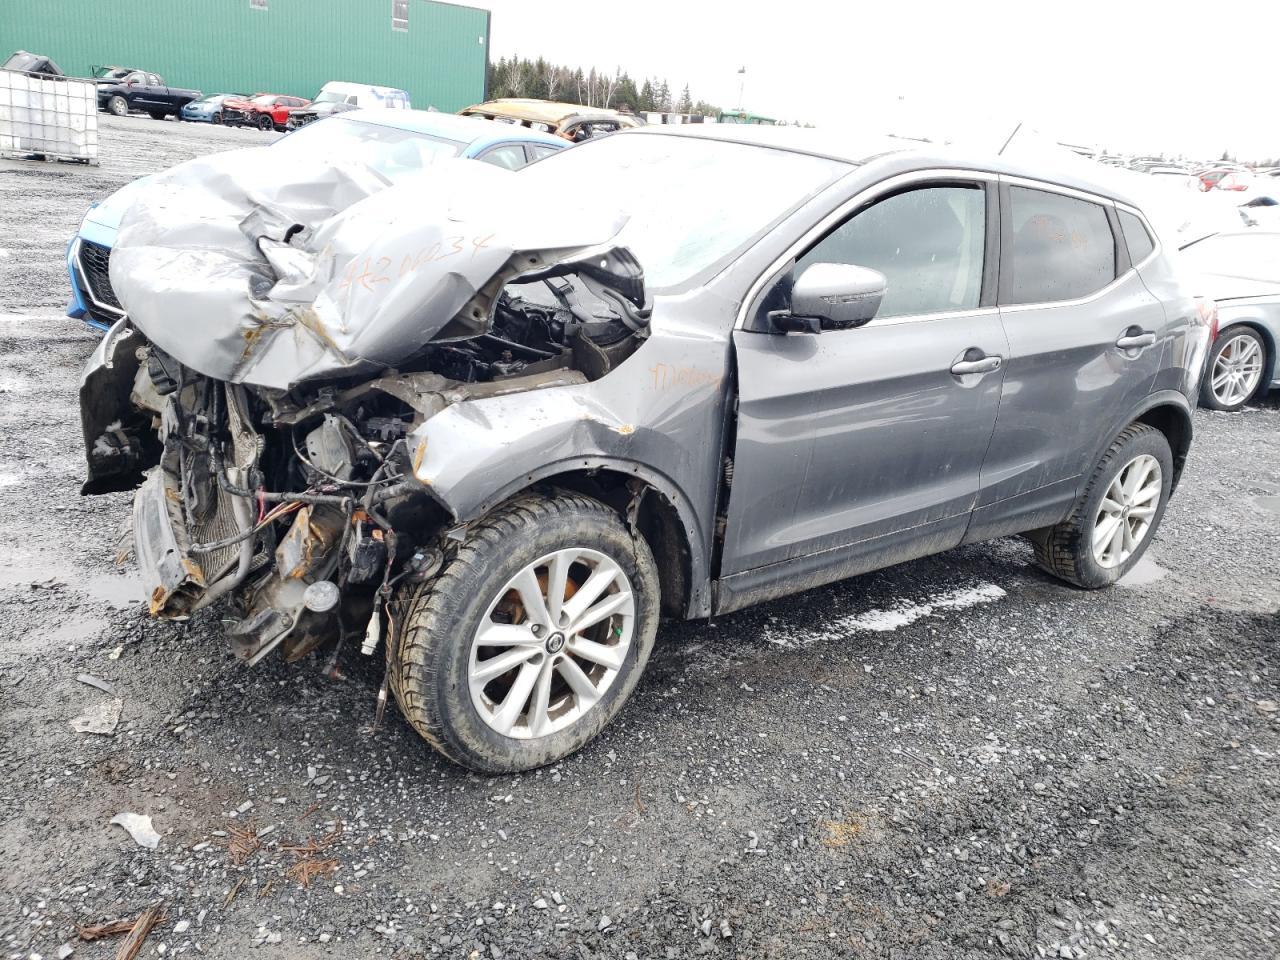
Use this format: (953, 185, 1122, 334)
(1003, 186, 1116, 305)
(1119, 211, 1155, 264)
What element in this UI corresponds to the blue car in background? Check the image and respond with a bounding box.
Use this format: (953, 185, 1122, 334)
(179, 93, 249, 124)
(67, 110, 570, 331)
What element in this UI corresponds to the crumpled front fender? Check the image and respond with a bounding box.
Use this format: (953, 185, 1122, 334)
(405, 349, 720, 617)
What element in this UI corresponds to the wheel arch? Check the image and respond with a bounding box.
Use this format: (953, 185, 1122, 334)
(439, 458, 712, 620)
(1126, 395, 1194, 492)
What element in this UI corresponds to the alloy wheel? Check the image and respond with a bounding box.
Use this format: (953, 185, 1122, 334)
(1092, 454, 1162, 569)
(468, 548, 634, 739)
(1210, 334, 1264, 407)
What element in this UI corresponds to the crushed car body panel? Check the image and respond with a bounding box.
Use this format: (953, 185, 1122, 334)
(108, 150, 630, 390)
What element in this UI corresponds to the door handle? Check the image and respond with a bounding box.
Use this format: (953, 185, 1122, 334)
(1116, 331, 1156, 349)
(950, 355, 1002, 375)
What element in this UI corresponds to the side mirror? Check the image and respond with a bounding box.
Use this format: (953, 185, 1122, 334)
(771, 262, 887, 333)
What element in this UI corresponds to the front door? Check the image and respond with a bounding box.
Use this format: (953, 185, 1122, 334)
(722, 179, 1006, 587)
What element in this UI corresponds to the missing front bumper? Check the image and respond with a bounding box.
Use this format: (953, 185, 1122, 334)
(133, 470, 206, 617)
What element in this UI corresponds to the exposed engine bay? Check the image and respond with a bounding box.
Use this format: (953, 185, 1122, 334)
(83, 265, 647, 665)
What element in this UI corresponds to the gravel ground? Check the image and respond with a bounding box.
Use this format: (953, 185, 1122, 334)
(2, 116, 1278, 960)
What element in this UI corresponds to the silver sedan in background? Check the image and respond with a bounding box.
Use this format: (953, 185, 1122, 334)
(1179, 231, 1280, 410)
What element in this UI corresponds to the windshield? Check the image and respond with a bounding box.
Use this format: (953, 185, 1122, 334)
(1180, 234, 1280, 283)
(275, 118, 466, 184)
(314, 91, 346, 104)
(514, 134, 848, 289)
(251, 95, 279, 107)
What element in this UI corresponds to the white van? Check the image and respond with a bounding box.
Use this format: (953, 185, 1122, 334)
(287, 81, 411, 129)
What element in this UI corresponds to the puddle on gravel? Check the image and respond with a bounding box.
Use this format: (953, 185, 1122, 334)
(1118, 554, 1167, 588)
(37, 612, 111, 653)
(1254, 496, 1280, 516)
(0, 554, 142, 610)
(78, 572, 143, 610)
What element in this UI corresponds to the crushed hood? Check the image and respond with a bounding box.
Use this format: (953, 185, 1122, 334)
(109, 147, 629, 390)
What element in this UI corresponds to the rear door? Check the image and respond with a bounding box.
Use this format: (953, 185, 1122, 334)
(966, 179, 1168, 539)
(724, 175, 1007, 577)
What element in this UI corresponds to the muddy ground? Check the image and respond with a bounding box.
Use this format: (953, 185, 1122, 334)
(1, 115, 1278, 960)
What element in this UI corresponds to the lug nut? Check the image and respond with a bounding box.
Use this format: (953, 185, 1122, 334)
(530, 623, 545, 637)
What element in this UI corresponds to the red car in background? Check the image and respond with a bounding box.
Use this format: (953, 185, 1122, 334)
(1197, 167, 1253, 193)
(221, 93, 311, 131)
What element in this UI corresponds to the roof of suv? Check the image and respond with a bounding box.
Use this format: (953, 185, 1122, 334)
(624, 123, 1145, 210)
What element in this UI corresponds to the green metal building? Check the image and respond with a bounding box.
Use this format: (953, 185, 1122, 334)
(1, 0, 490, 111)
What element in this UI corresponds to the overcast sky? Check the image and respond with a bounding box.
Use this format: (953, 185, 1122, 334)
(481, 0, 1279, 160)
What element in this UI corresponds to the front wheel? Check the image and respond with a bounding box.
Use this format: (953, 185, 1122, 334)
(389, 494, 660, 773)
(107, 95, 128, 117)
(1031, 423, 1173, 588)
(1200, 326, 1267, 411)
(212, 110, 223, 124)
(256, 113, 274, 132)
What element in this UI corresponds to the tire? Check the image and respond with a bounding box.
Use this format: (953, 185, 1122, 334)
(256, 113, 274, 132)
(212, 111, 223, 125)
(107, 95, 128, 117)
(388, 493, 660, 773)
(147, 110, 166, 120)
(1199, 325, 1267, 411)
(1031, 423, 1173, 589)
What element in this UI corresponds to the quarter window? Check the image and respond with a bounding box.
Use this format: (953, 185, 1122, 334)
(796, 184, 986, 319)
(1004, 186, 1116, 305)
(1119, 210, 1155, 265)
(478, 144, 528, 171)
(392, 0, 409, 31)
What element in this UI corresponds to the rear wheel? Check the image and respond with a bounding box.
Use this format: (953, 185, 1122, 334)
(1200, 326, 1267, 411)
(107, 95, 128, 117)
(389, 494, 659, 773)
(1031, 423, 1173, 588)
(256, 113, 274, 132)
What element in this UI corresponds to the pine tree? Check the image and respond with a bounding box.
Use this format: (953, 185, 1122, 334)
(639, 79, 655, 111)
(678, 84, 692, 114)
(484, 57, 719, 115)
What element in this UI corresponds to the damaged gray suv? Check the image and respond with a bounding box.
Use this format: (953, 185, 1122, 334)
(81, 126, 1212, 772)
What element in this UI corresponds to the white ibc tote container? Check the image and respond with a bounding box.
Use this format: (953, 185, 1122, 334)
(0, 71, 99, 163)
